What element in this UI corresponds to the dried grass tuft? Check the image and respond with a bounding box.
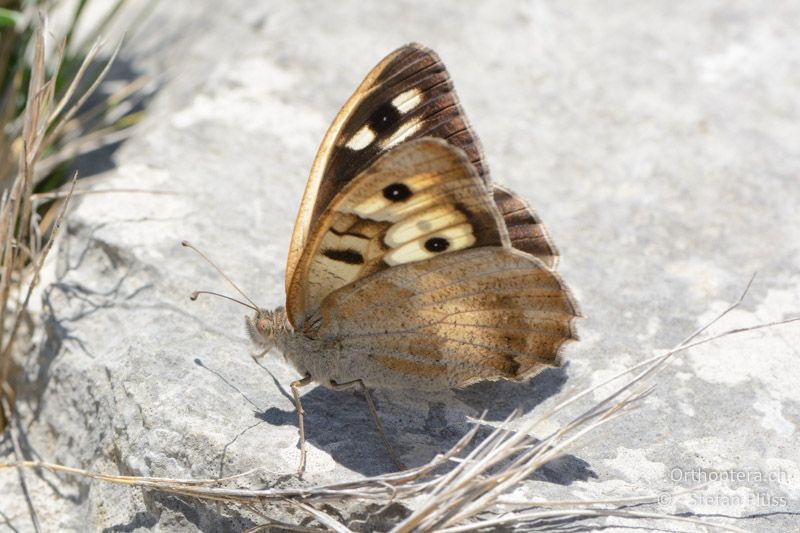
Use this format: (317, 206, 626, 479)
(0, 2, 144, 432)
(0, 4, 147, 529)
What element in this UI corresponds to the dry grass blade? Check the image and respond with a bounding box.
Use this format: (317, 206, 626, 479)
(41, 36, 124, 153)
(437, 509, 751, 533)
(0, 174, 76, 366)
(289, 500, 354, 533)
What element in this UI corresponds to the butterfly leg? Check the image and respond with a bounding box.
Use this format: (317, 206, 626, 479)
(290, 373, 313, 476)
(330, 379, 406, 471)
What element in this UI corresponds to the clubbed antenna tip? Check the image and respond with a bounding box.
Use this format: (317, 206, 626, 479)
(181, 241, 260, 312)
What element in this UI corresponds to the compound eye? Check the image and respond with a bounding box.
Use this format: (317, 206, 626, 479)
(257, 318, 270, 334)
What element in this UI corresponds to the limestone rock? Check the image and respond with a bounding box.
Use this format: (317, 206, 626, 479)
(2, 1, 799, 531)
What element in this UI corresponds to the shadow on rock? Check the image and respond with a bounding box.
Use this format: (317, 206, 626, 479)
(455, 365, 569, 419)
(258, 384, 402, 477)
(253, 363, 595, 483)
(102, 492, 256, 533)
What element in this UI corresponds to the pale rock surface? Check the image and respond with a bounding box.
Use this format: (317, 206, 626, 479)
(2, 1, 799, 531)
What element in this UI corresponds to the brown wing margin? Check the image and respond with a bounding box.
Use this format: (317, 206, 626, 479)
(493, 184, 559, 269)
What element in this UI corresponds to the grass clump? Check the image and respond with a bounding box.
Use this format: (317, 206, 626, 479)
(0, 0, 145, 433)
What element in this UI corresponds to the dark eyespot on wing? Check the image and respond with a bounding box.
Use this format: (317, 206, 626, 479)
(368, 102, 402, 134)
(383, 183, 412, 202)
(310, 44, 491, 224)
(322, 248, 365, 265)
(424, 237, 450, 252)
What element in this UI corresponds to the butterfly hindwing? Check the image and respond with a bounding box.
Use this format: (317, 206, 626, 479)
(493, 184, 559, 268)
(286, 43, 489, 292)
(315, 247, 580, 388)
(286, 138, 508, 328)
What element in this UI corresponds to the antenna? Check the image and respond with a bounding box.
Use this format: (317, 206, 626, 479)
(181, 240, 260, 310)
(190, 290, 257, 311)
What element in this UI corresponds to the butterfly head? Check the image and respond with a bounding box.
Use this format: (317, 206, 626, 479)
(246, 306, 289, 351)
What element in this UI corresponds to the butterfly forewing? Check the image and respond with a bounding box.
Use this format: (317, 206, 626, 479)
(286, 138, 508, 328)
(286, 43, 489, 291)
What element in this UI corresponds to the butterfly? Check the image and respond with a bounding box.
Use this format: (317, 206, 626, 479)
(188, 43, 580, 474)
